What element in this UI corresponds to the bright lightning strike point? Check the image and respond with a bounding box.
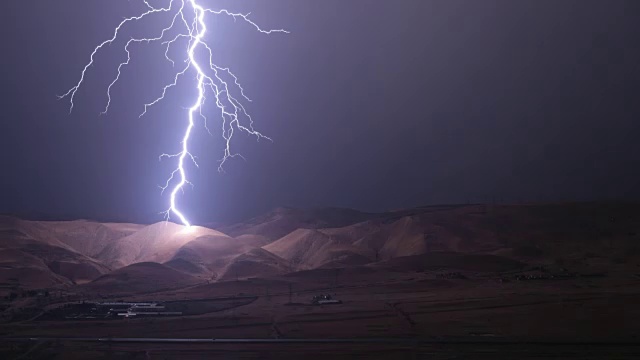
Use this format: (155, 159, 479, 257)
(59, 0, 287, 228)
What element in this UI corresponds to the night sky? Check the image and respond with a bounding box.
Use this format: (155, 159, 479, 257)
(2, 0, 640, 224)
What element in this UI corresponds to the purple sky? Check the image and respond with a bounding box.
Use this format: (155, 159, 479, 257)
(2, 0, 640, 224)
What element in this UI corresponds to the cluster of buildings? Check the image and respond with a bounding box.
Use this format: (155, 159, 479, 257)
(97, 302, 182, 318)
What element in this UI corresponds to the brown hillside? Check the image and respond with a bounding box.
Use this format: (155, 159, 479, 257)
(221, 207, 376, 241)
(95, 222, 228, 268)
(263, 229, 369, 269)
(0, 219, 111, 288)
(379, 252, 526, 273)
(81, 262, 200, 295)
(217, 248, 291, 281)
(170, 234, 258, 279)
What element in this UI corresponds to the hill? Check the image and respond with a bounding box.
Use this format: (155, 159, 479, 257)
(0, 217, 113, 290)
(220, 207, 377, 241)
(2, 202, 640, 295)
(80, 262, 200, 295)
(378, 251, 525, 273)
(263, 229, 369, 269)
(169, 233, 265, 280)
(217, 248, 292, 281)
(95, 222, 227, 268)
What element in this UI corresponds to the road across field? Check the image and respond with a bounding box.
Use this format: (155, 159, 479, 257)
(3, 337, 640, 359)
(3, 336, 640, 345)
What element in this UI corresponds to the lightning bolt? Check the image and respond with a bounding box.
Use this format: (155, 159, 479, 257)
(59, 0, 287, 227)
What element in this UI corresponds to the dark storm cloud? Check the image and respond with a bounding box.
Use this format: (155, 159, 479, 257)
(2, 0, 640, 224)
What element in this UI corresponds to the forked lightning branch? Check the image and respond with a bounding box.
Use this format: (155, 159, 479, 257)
(59, 0, 287, 227)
